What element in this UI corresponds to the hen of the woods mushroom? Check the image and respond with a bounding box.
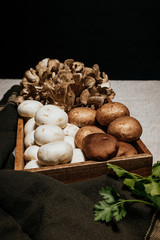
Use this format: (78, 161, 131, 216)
(16, 58, 115, 112)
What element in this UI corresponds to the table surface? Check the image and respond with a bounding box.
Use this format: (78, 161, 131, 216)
(0, 79, 160, 164)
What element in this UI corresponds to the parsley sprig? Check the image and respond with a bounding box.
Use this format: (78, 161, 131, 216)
(94, 161, 160, 223)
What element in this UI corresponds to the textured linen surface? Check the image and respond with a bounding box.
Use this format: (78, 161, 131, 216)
(111, 80, 160, 164)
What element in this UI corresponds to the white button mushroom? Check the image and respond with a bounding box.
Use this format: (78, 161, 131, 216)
(64, 136, 75, 149)
(63, 123, 79, 137)
(24, 160, 41, 169)
(37, 141, 73, 165)
(17, 100, 43, 118)
(24, 145, 39, 161)
(34, 125, 65, 146)
(24, 117, 37, 136)
(24, 130, 35, 148)
(71, 148, 85, 163)
(35, 104, 68, 129)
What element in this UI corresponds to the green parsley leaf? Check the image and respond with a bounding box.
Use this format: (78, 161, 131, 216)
(94, 201, 113, 222)
(94, 186, 128, 223)
(131, 181, 146, 197)
(107, 163, 139, 180)
(112, 202, 127, 221)
(147, 195, 160, 210)
(94, 162, 160, 224)
(144, 181, 160, 196)
(123, 178, 137, 190)
(152, 161, 160, 179)
(107, 163, 160, 197)
(99, 187, 116, 204)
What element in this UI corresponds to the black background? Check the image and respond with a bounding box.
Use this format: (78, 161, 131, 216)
(1, 0, 160, 80)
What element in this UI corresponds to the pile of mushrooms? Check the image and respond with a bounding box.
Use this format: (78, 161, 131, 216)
(17, 99, 142, 170)
(17, 100, 85, 169)
(16, 58, 144, 170)
(16, 58, 115, 112)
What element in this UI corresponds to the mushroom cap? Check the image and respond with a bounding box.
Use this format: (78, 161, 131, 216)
(24, 130, 35, 148)
(34, 125, 65, 146)
(37, 141, 73, 165)
(107, 116, 142, 142)
(75, 125, 105, 149)
(71, 148, 85, 163)
(64, 135, 75, 149)
(24, 160, 41, 169)
(82, 133, 119, 161)
(24, 117, 37, 136)
(17, 100, 43, 118)
(35, 104, 68, 129)
(116, 141, 138, 157)
(68, 107, 96, 127)
(96, 102, 130, 126)
(63, 123, 79, 137)
(24, 145, 39, 161)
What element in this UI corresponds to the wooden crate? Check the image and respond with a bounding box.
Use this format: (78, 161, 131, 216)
(14, 117, 153, 183)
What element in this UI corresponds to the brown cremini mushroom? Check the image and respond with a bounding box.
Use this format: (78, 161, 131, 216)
(82, 133, 119, 161)
(107, 116, 143, 142)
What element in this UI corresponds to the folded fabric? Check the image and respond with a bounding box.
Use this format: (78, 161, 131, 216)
(0, 85, 21, 169)
(0, 170, 154, 240)
(0, 84, 21, 108)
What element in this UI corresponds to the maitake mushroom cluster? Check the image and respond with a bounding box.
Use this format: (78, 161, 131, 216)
(17, 58, 115, 112)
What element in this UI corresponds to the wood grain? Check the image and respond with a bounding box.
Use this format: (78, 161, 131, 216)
(14, 118, 24, 170)
(24, 155, 152, 183)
